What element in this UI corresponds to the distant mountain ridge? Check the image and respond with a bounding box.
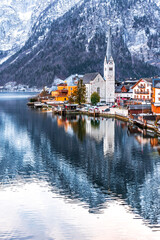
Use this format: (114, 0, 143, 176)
(0, 0, 159, 87)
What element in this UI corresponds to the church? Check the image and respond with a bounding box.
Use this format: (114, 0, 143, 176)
(83, 27, 115, 104)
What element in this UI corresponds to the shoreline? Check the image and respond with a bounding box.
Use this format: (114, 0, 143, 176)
(57, 110, 160, 136)
(27, 101, 160, 136)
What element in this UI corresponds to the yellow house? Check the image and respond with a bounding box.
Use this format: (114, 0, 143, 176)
(51, 83, 77, 102)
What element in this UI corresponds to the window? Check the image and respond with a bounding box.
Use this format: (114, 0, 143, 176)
(97, 87, 100, 95)
(109, 68, 113, 71)
(64, 98, 66, 101)
(71, 88, 72, 90)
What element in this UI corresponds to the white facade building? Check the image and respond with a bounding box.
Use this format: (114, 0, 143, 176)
(132, 78, 152, 101)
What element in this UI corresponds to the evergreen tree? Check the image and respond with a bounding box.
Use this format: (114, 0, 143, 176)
(69, 79, 86, 105)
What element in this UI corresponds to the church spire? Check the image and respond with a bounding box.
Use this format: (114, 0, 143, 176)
(106, 26, 112, 63)
(104, 24, 115, 104)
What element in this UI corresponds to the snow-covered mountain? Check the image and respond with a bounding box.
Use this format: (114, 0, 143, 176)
(0, 0, 159, 86)
(0, 0, 82, 64)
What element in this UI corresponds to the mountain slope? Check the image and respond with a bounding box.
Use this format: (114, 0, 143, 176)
(0, 0, 159, 86)
(0, 0, 82, 64)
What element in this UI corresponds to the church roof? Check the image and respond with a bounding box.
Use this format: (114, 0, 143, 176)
(82, 72, 100, 84)
(106, 27, 112, 62)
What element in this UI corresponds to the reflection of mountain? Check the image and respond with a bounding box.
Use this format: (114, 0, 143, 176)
(0, 99, 160, 226)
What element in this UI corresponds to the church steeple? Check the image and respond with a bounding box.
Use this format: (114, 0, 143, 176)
(104, 25, 115, 103)
(106, 26, 112, 63)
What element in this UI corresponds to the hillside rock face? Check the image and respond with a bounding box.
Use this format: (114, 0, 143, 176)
(0, 0, 159, 87)
(0, 0, 81, 64)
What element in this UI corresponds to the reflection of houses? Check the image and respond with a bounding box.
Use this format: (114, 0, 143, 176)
(151, 78, 160, 114)
(132, 78, 152, 101)
(2, 103, 160, 223)
(85, 117, 106, 142)
(135, 135, 150, 145)
(85, 118, 115, 155)
(83, 73, 106, 103)
(51, 83, 77, 101)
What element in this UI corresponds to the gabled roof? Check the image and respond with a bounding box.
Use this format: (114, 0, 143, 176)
(115, 85, 133, 93)
(131, 78, 152, 89)
(82, 72, 100, 84)
(152, 78, 160, 88)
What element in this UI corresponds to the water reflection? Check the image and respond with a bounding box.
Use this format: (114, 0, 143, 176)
(0, 96, 160, 239)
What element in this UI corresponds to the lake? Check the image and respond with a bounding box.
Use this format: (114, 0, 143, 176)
(0, 93, 160, 240)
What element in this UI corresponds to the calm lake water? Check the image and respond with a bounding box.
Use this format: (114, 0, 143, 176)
(0, 93, 160, 240)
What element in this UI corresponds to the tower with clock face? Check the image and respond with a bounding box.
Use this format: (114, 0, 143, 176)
(104, 27, 115, 103)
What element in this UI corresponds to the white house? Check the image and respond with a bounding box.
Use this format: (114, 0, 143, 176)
(132, 78, 152, 101)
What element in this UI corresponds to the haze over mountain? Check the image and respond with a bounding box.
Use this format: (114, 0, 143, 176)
(0, 0, 159, 87)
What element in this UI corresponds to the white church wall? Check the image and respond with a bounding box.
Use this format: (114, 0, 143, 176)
(85, 74, 106, 103)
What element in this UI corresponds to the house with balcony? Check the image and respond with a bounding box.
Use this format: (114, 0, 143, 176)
(115, 84, 133, 104)
(151, 78, 160, 114)
(51, 83, 77, 102)
(132, 78, 152, 101)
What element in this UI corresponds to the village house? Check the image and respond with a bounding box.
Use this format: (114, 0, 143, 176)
(51, 83, 77, 102)
(128, 104, 151, 116)
(115, 84, 133, 104)
(132, 78, 152, 101)
(151, 78, 160, 114)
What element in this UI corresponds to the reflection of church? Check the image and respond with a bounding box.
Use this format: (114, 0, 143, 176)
(83, 27, 115, 103)
(85, 117, 115, 155)
(103, 119, 115, 155)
